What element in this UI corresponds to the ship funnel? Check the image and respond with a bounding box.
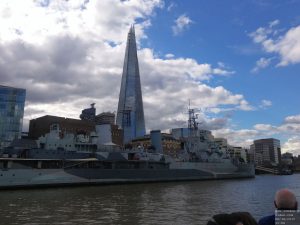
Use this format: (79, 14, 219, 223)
(150, 130, 162, 153)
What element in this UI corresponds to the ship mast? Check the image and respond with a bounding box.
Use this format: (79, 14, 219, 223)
(185, 100, 199, 155)
(188, 100, 198, 137)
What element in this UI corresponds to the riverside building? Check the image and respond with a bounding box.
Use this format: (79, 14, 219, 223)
(131, 131, 182, 158)
(80, 103, 96, 122)
(95, 112, 115, 125)
(28, 115, 95, 139)
(251, 138, 281, 166)
(29, 114, 123, 146)
(0, 85, 26, 148)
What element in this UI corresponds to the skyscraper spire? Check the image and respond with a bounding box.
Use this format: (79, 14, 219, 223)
(116, 25, 146, 144)
(130, 24, 134, 33)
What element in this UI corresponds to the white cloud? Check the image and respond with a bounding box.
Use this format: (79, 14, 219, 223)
(269, 19, 280, 28)
(284, 115, 300, 124)
(251, 57, 272, 73)
(217, 62, 226, 68)
(253, 123, 276, 131)
(282, 136, 300, 155)
(277, 115, 300, 135)
(167, 2, 176, 11)
(0, 0, 163, 44)
(251, 114, 300, 135)
(165, 53, 174, 58)
(213, 128, 259, 148)
(250, 20, 300, 66)
(213, 68, 235, 76)
(138, 48, 252, 130)
(0, 0, 255, 140)
(259, 99, 272, 109)
(172, 14, 193, 35)
(237, 100, 254, 111)
(276, 26, 300, 66)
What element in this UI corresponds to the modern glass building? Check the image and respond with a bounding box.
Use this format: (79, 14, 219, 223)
(116, 25, 146, 144)
(0, 85, 26, 148)
(251, 138, 281, 165)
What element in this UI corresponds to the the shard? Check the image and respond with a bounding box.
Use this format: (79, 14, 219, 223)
(116, 25, 146, 144)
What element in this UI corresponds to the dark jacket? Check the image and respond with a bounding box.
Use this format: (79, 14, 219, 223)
(258, 214, 275, 225)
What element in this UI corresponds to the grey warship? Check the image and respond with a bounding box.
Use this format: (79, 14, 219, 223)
(0, 109, 254, 189)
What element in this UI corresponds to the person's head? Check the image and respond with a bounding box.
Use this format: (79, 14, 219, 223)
(274, 188, 298, 210)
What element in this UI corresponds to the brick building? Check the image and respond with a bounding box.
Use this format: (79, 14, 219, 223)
(28, 115, 95, 140)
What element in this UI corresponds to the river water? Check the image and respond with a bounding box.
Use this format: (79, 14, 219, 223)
(0, 174, 299, 225)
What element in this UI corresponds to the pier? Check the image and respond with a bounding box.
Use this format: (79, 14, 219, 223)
(255, 165, 280, 175)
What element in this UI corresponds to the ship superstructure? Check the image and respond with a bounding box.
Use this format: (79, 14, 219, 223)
(172, 107, 232, 165)
(0, 107, 254, 189)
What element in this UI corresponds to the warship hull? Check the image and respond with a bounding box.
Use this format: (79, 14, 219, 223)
(0, 159, 254, 189)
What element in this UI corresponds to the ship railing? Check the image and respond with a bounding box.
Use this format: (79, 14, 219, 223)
(62, 160, 92, 169)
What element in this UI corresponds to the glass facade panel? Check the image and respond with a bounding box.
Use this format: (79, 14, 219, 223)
(0, 85, 26, 148)
(116, 26, 146, 144)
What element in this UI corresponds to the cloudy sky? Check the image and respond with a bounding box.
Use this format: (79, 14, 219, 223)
(1, 0, 300, 154)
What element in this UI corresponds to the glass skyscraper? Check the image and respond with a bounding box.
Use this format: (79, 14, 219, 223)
(0, 85, 26, 148)
(116, 26, 146, 144)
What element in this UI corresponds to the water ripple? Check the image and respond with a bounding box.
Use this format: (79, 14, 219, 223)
(0, 174, 299, 224)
